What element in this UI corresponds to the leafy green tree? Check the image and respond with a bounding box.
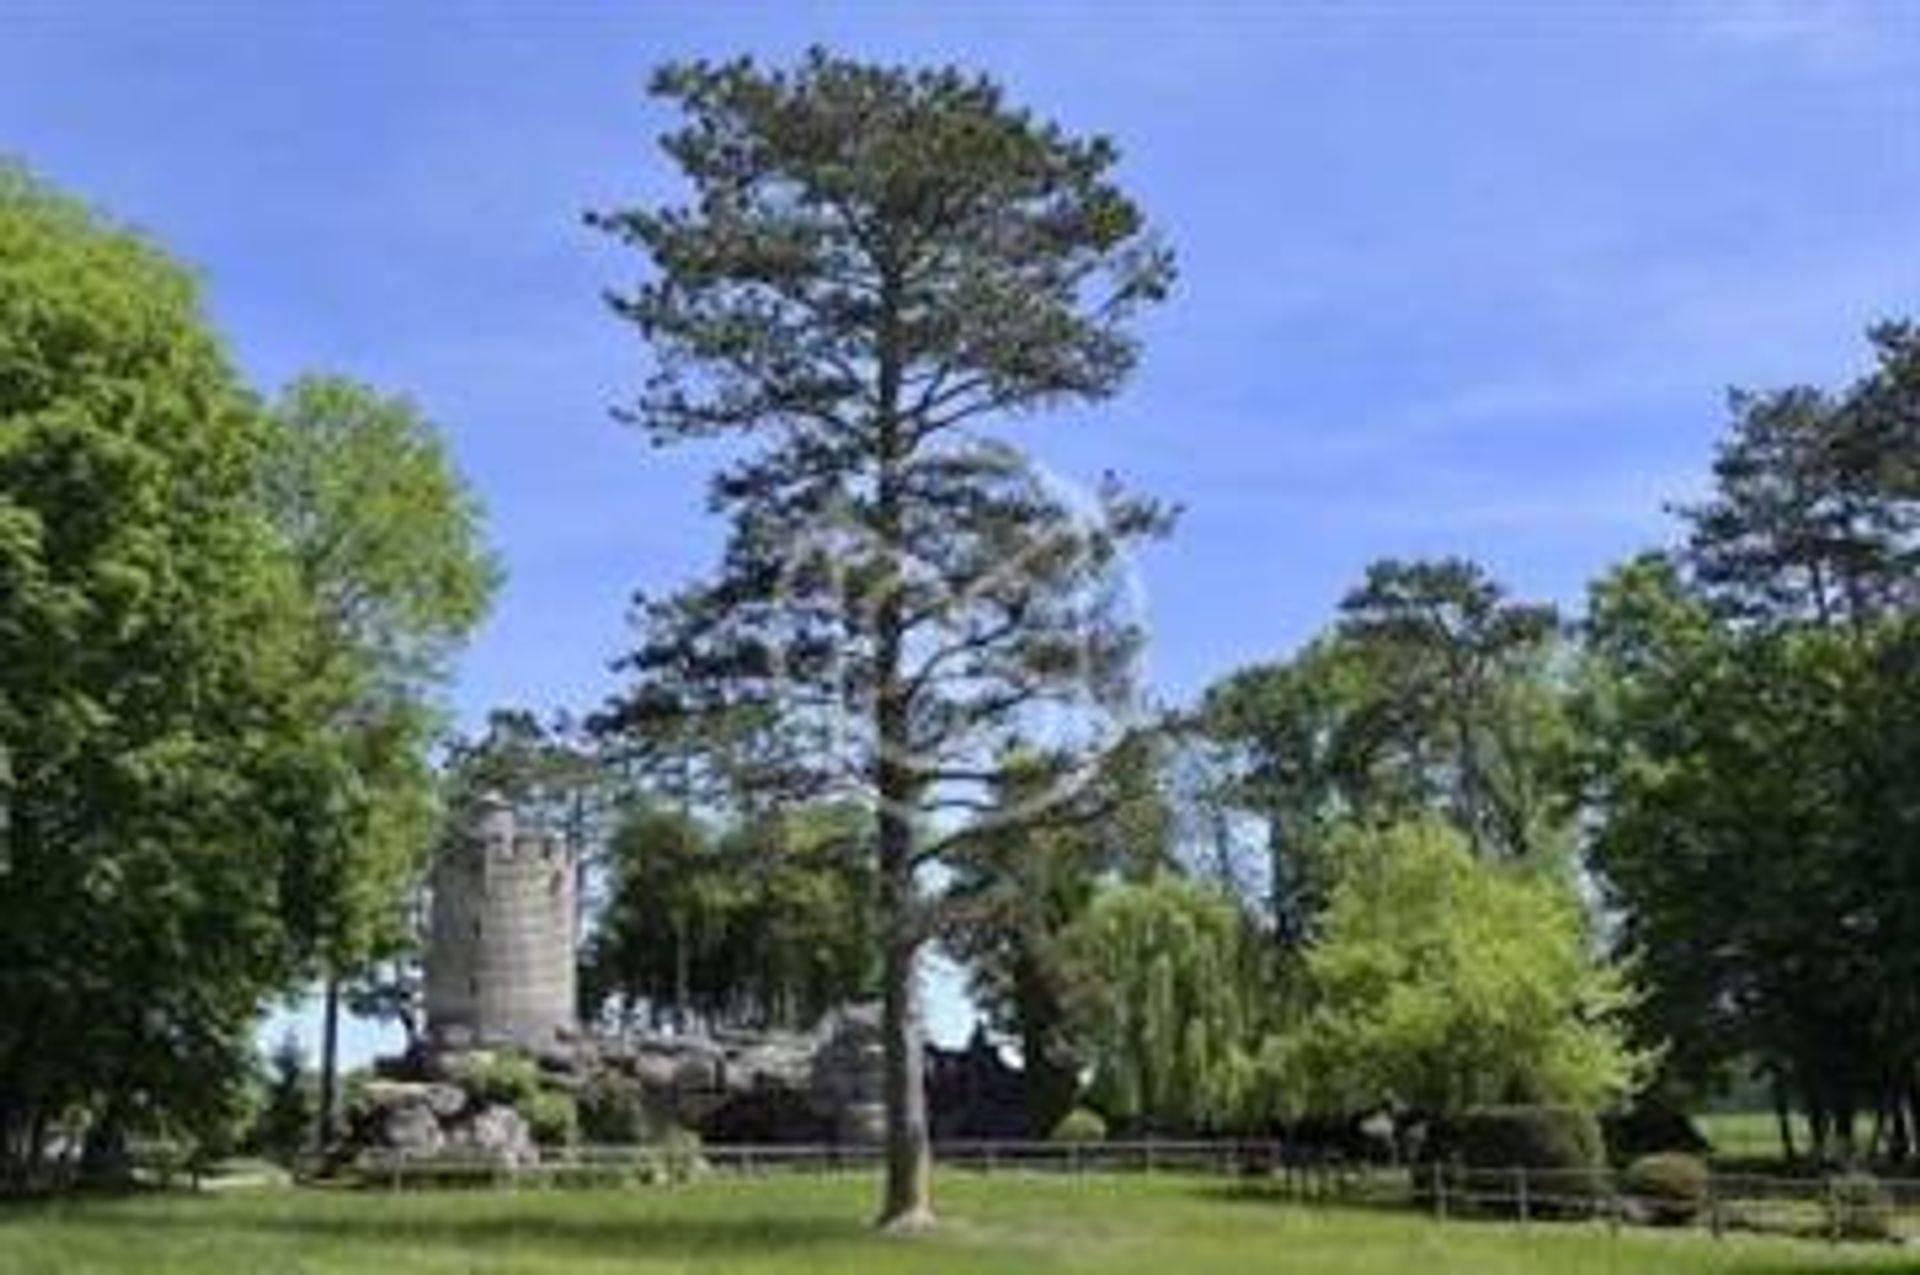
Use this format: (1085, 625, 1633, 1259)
(945, 739, 1175, 1133)
(1060, 876, 1260, 1133)
(442, 708, 611, 839)
(1577, 556, 1898, 1160)
(0, 165, 329, 1180)
(253, 1033, 315, 1168)
(582, 801, 877, 1032)
(260, 374, 499, 1150)
(1577, 324, 1920, 1161)
(590, 51, 1174, 1226)
(721, 803, 880, 1030)
(1201, 560, 1568, 951)
(1336, 558, 1565, 859)
(1201, 636, 1411, 946)
(1269, 818, 1643, 1119)
(1677, 326, 1920, 627)
(581, 807, 714, 1030)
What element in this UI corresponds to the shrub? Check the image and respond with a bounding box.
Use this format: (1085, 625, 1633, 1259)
(579, 1076, 656, 1145)
(636, 1126, 708, 1185)
(1624, 1152, 1709, 1226)
(1603, 1103, 1710, 1160)
(1826, 1171, 1893, 1242)
(455, 1053, 541, 1109)
(1050, 1108, 1108, 1144)
(1437, 1105, 1607, 1217)
(520, 1091, 578, 1149)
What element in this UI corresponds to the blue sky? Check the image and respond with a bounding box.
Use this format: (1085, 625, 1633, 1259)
(5, 1, 1916, 1059)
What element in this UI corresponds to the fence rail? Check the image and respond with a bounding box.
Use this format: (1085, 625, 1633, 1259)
(347, 1137, 1285, 1185)
(316, 1139, 1920, 1245)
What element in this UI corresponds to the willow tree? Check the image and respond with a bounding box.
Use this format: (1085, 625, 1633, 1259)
(591, 51, 1173, 1226)
(1060, 877, 1259, 1133)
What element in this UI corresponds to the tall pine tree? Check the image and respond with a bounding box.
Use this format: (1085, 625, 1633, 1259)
(591, 51, 1174, 1226)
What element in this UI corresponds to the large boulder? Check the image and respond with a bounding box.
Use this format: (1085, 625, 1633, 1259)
(357, 1000, 906, 1152)
(379, 1102, 445, 1159)
(446, 1104, 536, 1167)
(346, 1076, 538, 1171)
(808, 1004, 886, 1143)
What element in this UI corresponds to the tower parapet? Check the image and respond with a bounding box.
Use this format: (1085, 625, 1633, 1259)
(424, 793, 577, 1050)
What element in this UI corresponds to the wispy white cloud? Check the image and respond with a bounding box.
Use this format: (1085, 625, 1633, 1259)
(1684, 0, 1897, 74)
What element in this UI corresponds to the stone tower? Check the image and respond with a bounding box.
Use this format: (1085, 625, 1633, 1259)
(425, 793, 578, 1050)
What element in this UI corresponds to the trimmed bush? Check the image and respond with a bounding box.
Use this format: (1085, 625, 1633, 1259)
(579, 1076, 656, 1145)
(1603, 1103, 1710, 1160)
(1624, 1153, 1709, 1226)
(634, 1126, 708, 1185)
(455, 1053, 541, 1109)
(1826, 1171, 1893, 1242)
(520, 1090, 578, 1149)
(1050, 1108, 1108, 1144)
(1435, 1105, 1607, 1217)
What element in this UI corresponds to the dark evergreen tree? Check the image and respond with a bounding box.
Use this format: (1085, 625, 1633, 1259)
(589, 51, 1174, 1226)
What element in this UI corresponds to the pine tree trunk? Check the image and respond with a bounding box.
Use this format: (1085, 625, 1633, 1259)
(879, 932, 932, 1227)
(876, 803, 933, 1229)
(871, 271, 932, 1230)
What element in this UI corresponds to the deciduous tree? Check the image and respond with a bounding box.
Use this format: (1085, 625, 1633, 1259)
(1269, 818, 1642, 1119)
(260, 374, 499, 1149)
(0, 166, 325, 1179)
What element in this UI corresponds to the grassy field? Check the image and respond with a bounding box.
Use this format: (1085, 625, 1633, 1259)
(1701, 1111, 1794, 1162)
(3, 1173, 1916, 1275)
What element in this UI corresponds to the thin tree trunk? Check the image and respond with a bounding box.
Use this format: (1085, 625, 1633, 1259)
(317, 975, 341, 1154)
(1773, 1073, 1798, 1163)
(673, 911, 690, 1034)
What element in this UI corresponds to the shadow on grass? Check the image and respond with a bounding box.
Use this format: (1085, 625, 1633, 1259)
(1183, 1180, 1406, 1211)
(10, 1194, 867, 1260)
(1182, 1181, 1920, 1274)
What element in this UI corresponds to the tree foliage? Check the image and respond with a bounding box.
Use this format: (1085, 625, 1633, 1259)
(0, 166, 325, 1176)
(944, 738, 1175, 1133)
(263, 373, 498, 970)
(1269, 819, 1643, 1119)
(1576, 323, 1920, 1161)
(1062, 876, 1259, 1132)
(1201, 559, 1568, 949)
(260, 364, 498, 1150)
(582, 801, 878, 1032)
(590, 50, 1174, 1224)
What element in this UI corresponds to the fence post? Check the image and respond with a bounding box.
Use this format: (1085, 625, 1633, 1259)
(1434, 1164, 1448, 1221)
(1826, 1175, 1839, 1245)
(1515, 1166, 1529, 1226)
(1708, 1173, 1724, 1239)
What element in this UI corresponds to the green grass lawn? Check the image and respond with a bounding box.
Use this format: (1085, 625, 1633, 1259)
(2, 1172, 1912, 1275)
(1701, 1110, 1795, 1162)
